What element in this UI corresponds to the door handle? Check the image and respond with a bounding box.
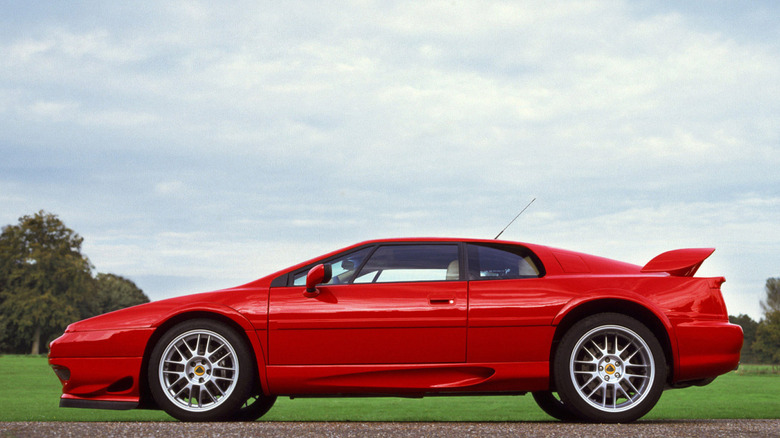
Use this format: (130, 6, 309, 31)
(429, 298, 455, 305)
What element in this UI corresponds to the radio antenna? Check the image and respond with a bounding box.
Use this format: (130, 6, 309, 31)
(494, 198, 536, 240)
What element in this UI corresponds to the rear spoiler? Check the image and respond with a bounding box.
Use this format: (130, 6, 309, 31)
(640, 248, 715, 277)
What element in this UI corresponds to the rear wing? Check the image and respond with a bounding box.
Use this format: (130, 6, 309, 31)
(640, 248, 715, 277)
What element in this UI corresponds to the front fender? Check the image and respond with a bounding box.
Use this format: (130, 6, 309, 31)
(144, 301, 270, 398)
(149, 301, 255, 331)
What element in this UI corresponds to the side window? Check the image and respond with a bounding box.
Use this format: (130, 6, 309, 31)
(292, 247, 373, 286)
(353, 244, 460, 283)
(467, 244, 543, 280)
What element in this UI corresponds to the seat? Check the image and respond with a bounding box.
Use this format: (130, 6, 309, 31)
(518, 256, 540, 276)
(446, 260, 459, 281)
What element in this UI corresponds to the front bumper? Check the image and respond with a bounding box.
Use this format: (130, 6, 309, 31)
(48, 328, 155, 408)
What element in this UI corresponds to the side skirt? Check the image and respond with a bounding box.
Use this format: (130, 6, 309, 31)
(266, 361, 549, 395)
(60, 398, 139, 410)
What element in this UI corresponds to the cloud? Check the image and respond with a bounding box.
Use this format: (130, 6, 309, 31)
(0, 1, 778, 319)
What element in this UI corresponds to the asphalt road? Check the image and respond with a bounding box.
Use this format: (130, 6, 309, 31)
(2, 420, 779, 438)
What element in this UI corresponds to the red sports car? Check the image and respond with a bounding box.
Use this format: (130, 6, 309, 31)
(49, 238, 743, 423)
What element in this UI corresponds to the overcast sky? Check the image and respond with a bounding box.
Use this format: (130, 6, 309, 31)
(1, 1, 778, 319)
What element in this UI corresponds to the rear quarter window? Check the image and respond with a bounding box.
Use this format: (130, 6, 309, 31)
(467, 243, 544, 280)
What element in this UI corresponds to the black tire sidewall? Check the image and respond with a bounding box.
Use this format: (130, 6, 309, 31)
(553, 313, 667, 423)
(230, 395, 277, 421)
(148, 319, 255, 422)
(532, 391, 576, 421)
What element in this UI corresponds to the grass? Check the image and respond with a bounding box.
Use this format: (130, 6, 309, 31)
(734, 363, 780, 375)
(1, 355, 778, 422)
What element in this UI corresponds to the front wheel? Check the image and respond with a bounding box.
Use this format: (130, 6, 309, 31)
(553, 313, 667, 423)
(148, 319, 255, 421)
(229, 393, 277, 421)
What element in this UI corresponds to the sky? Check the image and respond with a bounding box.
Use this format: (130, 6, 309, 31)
(1, 1, 778, 319)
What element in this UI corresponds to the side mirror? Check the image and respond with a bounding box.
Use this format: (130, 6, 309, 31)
(304, 263, 332, 297)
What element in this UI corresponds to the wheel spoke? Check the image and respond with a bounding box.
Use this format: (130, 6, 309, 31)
(211, 351, 232, 365)
(173, 344, 189, 361)
(190, 385, 199, 408)
(611, 383, 619, 408)
(184, 338, 197, 357)
(164, 356, 186, 366)
(208, 381, 225, 397)
(624, 347, 640, 363)
(197, 384, 214, 406)
(212, 362, 236, 372)
(173, 382, 191, 399)
(578, 374, 599, 392)
(618, 381, 635, 400)
(616, 339, 632, 357)
(165, 374, 186, 389)
(624, 372, 650, 380)
(211, 374, 235, 381)
(589, 339, 605, 358)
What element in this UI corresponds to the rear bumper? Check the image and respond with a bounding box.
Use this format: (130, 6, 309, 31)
(674, 320, 743, 383)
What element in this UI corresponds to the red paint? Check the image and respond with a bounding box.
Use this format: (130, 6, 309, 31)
(48, 237, 742, 411)
(641, 248, 716, 277)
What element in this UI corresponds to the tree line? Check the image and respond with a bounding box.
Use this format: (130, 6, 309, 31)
(0, 211, 149, 354)
(729, 278, 780, 364)
(1, 210, 778, 362)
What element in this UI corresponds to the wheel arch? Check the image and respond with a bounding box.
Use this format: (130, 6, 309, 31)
(138, 310, 264, 409)
(549, 298, 676, 386)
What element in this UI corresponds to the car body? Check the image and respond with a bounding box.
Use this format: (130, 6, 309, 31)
(48, 237, 743, 422)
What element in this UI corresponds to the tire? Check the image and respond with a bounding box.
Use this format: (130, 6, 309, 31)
(148, 319, 255, 421)
(553, 313, 667, 423)
(532, 391, 575, 421)
(229, 393, 277, 421)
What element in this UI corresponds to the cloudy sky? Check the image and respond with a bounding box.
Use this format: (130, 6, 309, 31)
(1, 1, 777, 319)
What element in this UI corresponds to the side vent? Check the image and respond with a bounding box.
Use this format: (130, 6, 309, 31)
(107, 376, 134, 393)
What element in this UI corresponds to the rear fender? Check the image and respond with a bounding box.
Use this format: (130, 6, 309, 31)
(551, 291, 678, 381)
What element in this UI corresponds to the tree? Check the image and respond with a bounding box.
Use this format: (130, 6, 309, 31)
(0, 211, 97, 354)
(95, 273, 149, 314)
(729, 314, 759, 363)
(753, 310, 780, 364)
(752, 278, 780, 364)
(760, 278, 780, 314)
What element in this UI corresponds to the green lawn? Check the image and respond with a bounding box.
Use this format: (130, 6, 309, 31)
(1, 355, 777, 422)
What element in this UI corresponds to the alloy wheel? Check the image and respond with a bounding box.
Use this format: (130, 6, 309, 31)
(569, 324, 655, 412)
(158, 329, 240, 412)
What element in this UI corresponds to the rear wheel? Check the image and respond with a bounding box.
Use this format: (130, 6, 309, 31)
(553, 313, 667, 423)
(148, 319, 255, 421)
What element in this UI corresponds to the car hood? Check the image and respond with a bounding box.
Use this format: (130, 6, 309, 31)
(65, 288, 245, 332)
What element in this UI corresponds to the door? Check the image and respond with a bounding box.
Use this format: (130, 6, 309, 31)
(268, 244, 467, 365)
